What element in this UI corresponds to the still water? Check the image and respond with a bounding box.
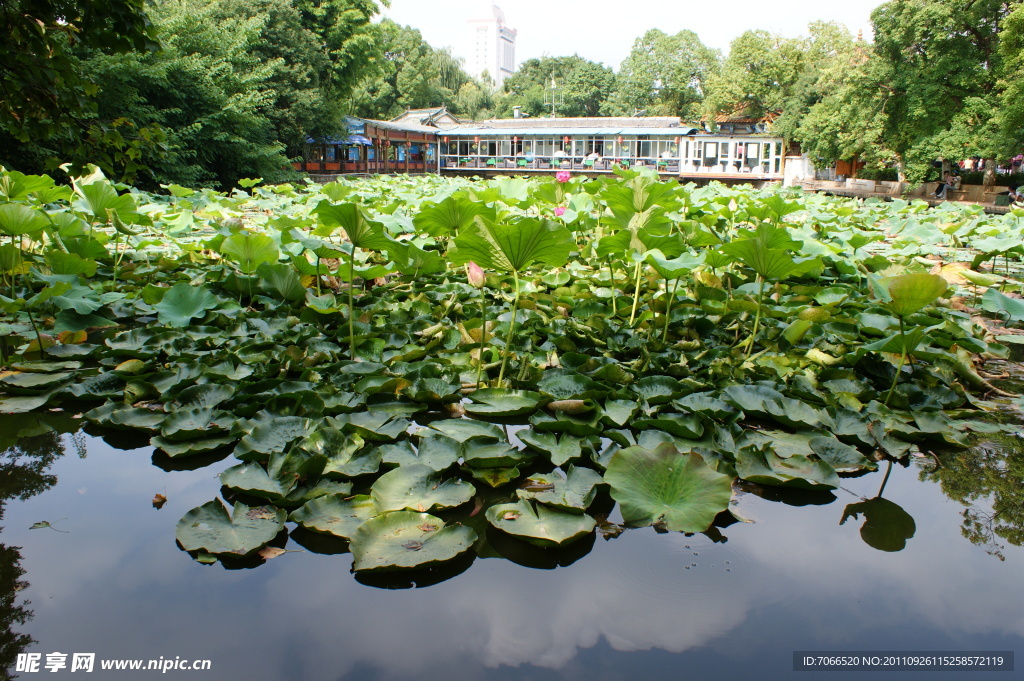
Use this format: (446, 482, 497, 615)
(1, 424, 1021, 681)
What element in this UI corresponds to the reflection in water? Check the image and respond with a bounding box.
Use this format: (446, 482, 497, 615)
(924, 433, 1024, 561)
(840, 461, 917, 552)
(0, 414, 72, 677)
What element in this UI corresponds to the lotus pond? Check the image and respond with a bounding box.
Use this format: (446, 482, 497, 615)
(1, 168, 1024, 679)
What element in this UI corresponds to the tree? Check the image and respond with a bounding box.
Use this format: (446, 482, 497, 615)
(498, 55, 614, 118)
(703, 30, 803, 121)
(0, 0, 158, 143)
(607, 29, 720, 118)
(996, 3, 1024, 161)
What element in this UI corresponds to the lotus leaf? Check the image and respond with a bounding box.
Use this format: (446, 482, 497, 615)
(176, 499, 286, 556)
(605, 443, 734, 533)
(517, 430, 584, 466)
(350, 511, 477, 571)
(485, 500, 596, 547)
(462, 437, 534, 468)
(464, 389, 542, 417)
(289, 494, 375, 539)
(154, 283, 221, 327)
(219, 462, 297, 501)
(515, 466, 603, 513)
(448, 215, 573, 273)
(736, 447, 840, 489)
(424, 419, 503, 442)
(220, 233, 280, 274)
(885, 273, 947, 319)
(371, 464, 474, 513)
(381, 435, 460, 471)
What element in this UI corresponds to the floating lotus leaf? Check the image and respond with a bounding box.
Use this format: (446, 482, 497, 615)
(173, 383, 235, 410)
(462, 437, 534, 468)
(674, 393, 735, 420)
(467, 465, 521, 487)
(160, 408, 231, 442)
(736, 447, 840, 490)
(517, 429, 584, 466)
(605, 443, 734, 533)
(634, 412, 704, 439)
(537, 371, 607, 401)
(809, 436, 877, 472)
(380, 435, 460, 471)
(234, 417, 316, 461)
(153, 283, 221, 327)
(464, 389, 543, 417)
(515, 466, 603, 513)
(600, 399, 638, 427)
(350, 511, 477, 572)
(219, 462, 297, 501)
(294, 427, 377, 478)
(176, 500, 286, 556)
(0, 371, 74, 391)
(333, 411, 410, 442)
(106, 405, 164, 431)
(403, 378, 460, 404)
(486, 500, 596, 547)
(278, 478, 352, 508)
(529, 409, 603, 437)
(151, 434, 236, 458)
(980, 288, 1024, 324)
(0, 393, 57, 414)
(289, 494, 375, 539)
(371, 464, 474, 513)
(424, 419, 504, 442)
(631, 376, 685, 405)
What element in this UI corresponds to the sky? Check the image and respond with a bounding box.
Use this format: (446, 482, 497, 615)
(381, 0, 888, 71)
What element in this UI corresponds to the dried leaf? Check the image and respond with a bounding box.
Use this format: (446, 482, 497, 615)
(152, 493, 167, 509)
(257, 547, 287, 560)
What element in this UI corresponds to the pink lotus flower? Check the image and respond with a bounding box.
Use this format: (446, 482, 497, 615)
(466, 261, 485, 288)
(553, 206, 566, 216)
(555, 171, 571, 183)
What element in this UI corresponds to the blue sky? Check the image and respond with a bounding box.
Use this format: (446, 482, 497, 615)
(382, 0, 887, 71)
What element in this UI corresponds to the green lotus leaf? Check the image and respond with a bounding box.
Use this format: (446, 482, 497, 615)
(515, 466, 604, 513)
(86, 404, 164, 431)
(256, 262, 306, 302)
(151, 434, 236, 458)
(220, 232, 279, 274)
(233, 417, 315, 461)
(537, 371, 607, 401)
(0, 392, 58, 414)
(412, 194, 486, 237)
(634, 412, 705, 439)
(736, 446, 840, 489)
(312, 201, 389, 251)
(403, 378, 460, 404)
(980, 288, 1024, 325)
(316, 429, 381, 478)
(381, 435, 460, 471)
(160, 408, 231, 442)
(464, 389, 542, 417)
(631, 375, 685, 405)
(467, 465, 521, 487)
(219, 462, 297, 501)
(0, 371, 74, 391)
(517, 429, 584, 466)
(809, 436, 877, 472)
(289, 494, 375, 539)
(424, 419, 504, 442)
(175, 499, 285, 556)
(486, 500, 596, 547)
(448, 215, 573, 273)
(529, 409, 604, 437)
(153, 283, 220, 327)
(840, 497, 916, 552)
(0, 170, 58, 201)
(44, 251, 97, 277)
(462, 436, 535, 468)
(173, 383, 235, 410)
(674, 393, 735, 420)
(350, 511, 477, 572)
(644, 249, 705, 280)
(333, 411, 410, 442)
(371, 464, 475, 513)
(601, 399, 638, 427)
(278, 478, 352, 509)
(605, 443, 734, 532)
(885, 273, 947, 319)
(0, 203, 49, 237)
(74, 177, 136, 219)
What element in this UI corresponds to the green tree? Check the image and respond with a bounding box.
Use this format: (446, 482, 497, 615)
(607, 29, 720, 118)
(499, 55, 615, 118)
(703, 29, 803, 121)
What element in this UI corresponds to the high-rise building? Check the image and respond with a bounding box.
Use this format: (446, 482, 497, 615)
(467, 4, 516, 88)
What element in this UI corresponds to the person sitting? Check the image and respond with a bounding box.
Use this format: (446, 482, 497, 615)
(934, 172, 955, 199)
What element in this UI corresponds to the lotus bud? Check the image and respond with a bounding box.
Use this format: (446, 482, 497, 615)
(554, 206, 566, 216)
(555, 170, 571, 183)
(466, 261, 486, 288)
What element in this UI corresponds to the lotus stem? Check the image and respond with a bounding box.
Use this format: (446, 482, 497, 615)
(347, 253, 356, 360)
(662, 277, 680, 343)
(497, 270, 521, 387)
(884, 317, 908, 406)
(628, 260, 643, 325)
(606, 258, 617, 316)
(475, 286, 487, 388)
(744, 276, 764, 360)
